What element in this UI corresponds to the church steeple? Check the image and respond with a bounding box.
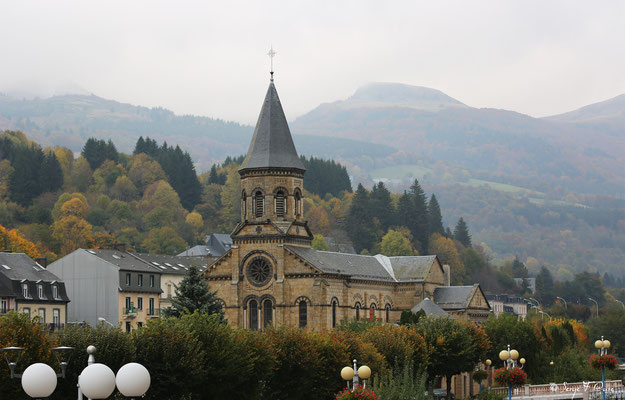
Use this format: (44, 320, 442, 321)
(235, 76, 311, 247)
(239, 81, 305, 173)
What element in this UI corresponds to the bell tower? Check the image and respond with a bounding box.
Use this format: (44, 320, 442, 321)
(232, 77, 312, 247)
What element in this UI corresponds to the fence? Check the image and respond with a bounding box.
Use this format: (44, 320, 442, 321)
(489, 380, 623, 399)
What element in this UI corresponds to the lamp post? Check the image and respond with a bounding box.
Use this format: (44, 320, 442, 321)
(588, 297, 599, 318)
(556, 297, 567, 310)
(486, 359, 492, 388)
(499, 345, 525, 400)
(538, 311, 551, 321)
(529, 298, 540, 309)
(97, 317, 116, 328)
(78, 345, 151, 400)
(595, 337, 611, 400)
(1, 346, 74, 399)
(340, 359, 371, 391)
(549, 360, 554, 383)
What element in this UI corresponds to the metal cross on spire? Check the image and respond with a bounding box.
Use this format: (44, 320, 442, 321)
(267, 46, 277, 81)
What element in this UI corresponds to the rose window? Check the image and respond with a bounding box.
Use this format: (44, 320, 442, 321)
(246, 257, 272, 286)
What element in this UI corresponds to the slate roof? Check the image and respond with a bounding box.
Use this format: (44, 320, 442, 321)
(284, 246, 440, 283)
(285, 246, 395, 281)
(82, 249, 210, 275)
(411, 298, 449, 317)
(0, 253, 70, 302)
(130, 252, 210, 275)
(389, 256, 438, 281)
(433, 285, 479, 310)
(0, 253, 62, 282)
(239, 82, 306, 172)
(83, 249, 160, 273)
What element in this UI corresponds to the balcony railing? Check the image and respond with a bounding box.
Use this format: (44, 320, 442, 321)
(147, 308, 159, 317)
(123, 307, 137, 318)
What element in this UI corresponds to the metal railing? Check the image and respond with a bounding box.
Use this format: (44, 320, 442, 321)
(489, 380, 623, 398)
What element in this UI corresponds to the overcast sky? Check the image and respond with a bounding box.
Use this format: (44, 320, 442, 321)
(1, 1, 624, 125)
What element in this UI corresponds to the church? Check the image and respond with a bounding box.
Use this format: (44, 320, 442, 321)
(203, 75, 490, 330)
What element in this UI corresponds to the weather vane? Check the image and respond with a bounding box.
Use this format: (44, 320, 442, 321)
(267, 46, 277, 81)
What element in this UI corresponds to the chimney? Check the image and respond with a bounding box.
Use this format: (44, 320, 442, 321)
(443, 264, 451, 287)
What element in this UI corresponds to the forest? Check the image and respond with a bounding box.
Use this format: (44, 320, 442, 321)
(1, 130, 624, 320)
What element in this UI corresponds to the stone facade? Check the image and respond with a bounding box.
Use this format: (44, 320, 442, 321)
(203, 79, 491, 331)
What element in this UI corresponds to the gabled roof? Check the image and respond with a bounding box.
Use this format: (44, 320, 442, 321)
(389, 255, 439, 281)
(284, 246, 441, 283)
(82, 249, 160, 273)
(411, 298, 450, 317)
(80, 249, 209, 275)
(239, 82, 306, 172)
(0, 253, 61, 282)
(434, 284, 481, 310)
(130, 252, 210, 275)
(285, 246, 395, 281)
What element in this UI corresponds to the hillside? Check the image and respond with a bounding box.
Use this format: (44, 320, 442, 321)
(0, 93, 395, 171)
(291, 83, 625, 196)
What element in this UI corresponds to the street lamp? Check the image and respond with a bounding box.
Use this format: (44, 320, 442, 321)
(538, 311, 551, 321)
(98, 317, 116, 328)
(340, 359, 371, 390)
(529, 298, 540, 308)
(485, 359, 492, 387)
(1, 346, 74, 399)
(595, 336, 611, 400)
(588, 297, 599, 317)
(499, 345, 525, 400)
(556, 297, 567, 310)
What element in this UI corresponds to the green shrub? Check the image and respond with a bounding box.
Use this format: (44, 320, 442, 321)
(373, 361, 430, 400)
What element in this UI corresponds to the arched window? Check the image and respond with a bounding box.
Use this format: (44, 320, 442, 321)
(253, 191, 264, 217)
(332, 299, 338, 328)
(294, 190, 301, 216)
(299, 301, 308, 328)
(385, 304, 391, 323)
(355, 302, 361, 321)
(242, 191, 247, 218)
(249, 299, 258, 330)
(263, 299, 273, 328)
(275, 190, 285, 217)
(369, 303, 376, 320)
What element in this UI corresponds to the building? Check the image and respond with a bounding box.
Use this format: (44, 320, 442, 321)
(203, 76, 491, 330)
(48, 249, 210, 331)
(514, 277, 536, 293)
(0, 252, 70, 329)
(178, 233, 233, 257)
(126, 252, 212, 310)
(485, 294, 528, 319)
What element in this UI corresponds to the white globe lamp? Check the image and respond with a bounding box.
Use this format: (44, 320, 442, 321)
(116, 363, 151, 397)
(79, 363, 116, 399)
(21, 363, 57, 398)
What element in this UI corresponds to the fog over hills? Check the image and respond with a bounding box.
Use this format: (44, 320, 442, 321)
(292, 82, 625, 196)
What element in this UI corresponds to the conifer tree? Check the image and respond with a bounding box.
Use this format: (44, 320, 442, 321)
(162, 265, 224, 319)
(427, 194, 445, 237)
(370, 182, 394, 233)
(409, 179, 429, 254)
(453, 217, 472, 247)
(396, 191, 417, 235)
(345, 184, 378, 253)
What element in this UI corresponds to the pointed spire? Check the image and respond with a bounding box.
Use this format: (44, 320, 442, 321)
(239, 81, 305, 172)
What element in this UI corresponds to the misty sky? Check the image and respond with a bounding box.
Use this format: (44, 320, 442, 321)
(1, 1, 624, 125)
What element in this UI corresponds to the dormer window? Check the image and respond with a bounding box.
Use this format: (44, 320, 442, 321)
(37, 284, 44, 299)
(52, 285, 59, 299)
(22, 283, 29, 298)
(275, 190, 285, 217)
(253, 191, 264, 217)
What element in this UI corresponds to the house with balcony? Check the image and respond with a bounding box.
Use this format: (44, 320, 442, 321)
(0, 252, 70, 329)
(48, 249, 163, 332)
